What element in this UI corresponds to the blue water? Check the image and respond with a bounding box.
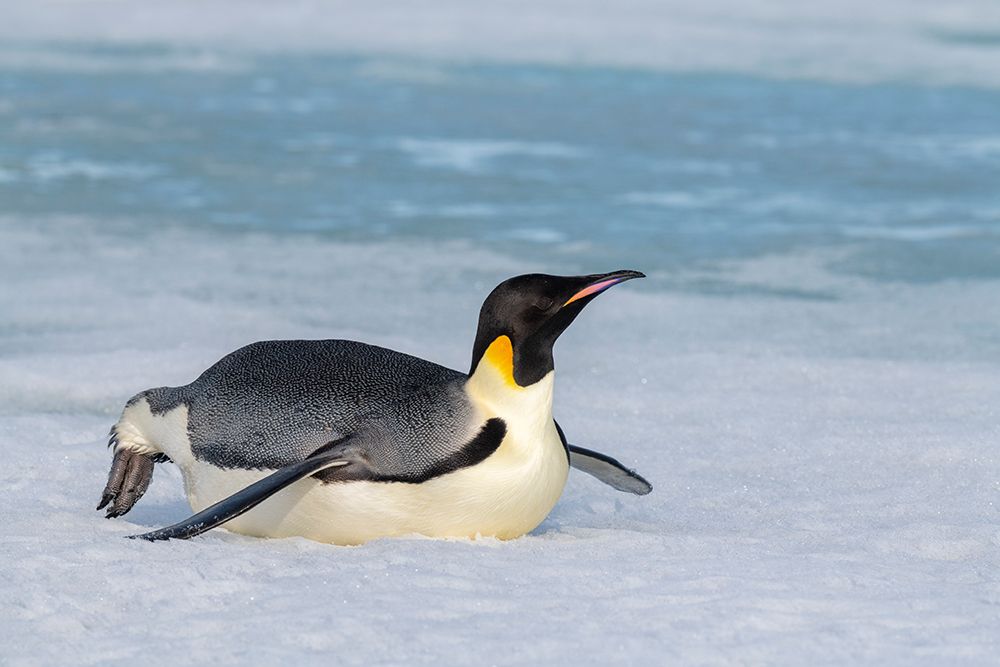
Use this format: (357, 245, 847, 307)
(2, 45, 999, 287)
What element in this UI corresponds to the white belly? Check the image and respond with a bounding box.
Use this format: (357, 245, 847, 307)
(181, 422, 569, 545)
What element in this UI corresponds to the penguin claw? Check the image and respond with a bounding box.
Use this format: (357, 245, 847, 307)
(96, 491, 115, 511)
(98, 447, 156, 518)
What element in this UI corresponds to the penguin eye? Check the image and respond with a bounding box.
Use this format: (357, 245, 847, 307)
(532, 296, 555, 312)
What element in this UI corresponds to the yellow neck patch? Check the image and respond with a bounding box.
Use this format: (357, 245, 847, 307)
(482, 335, 520, 388)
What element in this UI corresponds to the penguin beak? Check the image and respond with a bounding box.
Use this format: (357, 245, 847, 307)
(563, 270, 645, 306)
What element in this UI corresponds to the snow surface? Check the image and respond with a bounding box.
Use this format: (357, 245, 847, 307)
(2, 217, 999, 665)
(2, 1, 1000, 664)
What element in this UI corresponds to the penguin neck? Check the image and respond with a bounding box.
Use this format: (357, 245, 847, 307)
(465, 335, 555, 428)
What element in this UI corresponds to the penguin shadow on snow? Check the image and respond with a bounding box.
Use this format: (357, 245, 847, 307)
(532, 477, 659, 540)
(106, 469, 191, 531)
(109, 501, 190, 534)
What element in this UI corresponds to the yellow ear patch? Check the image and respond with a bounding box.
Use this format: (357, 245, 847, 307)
(483, 335, 520, 388)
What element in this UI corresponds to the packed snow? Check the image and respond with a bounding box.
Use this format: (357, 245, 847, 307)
(2, 1, 1000, 664)
(1, 217, 998, 665)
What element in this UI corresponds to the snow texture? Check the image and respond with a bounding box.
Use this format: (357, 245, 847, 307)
(2, 1, 1000, 664)
(2, 218, 999, 665)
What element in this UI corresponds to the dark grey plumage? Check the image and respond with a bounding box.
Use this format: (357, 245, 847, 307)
(134, 339, 483, 478)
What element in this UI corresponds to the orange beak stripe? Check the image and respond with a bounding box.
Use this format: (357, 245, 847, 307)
(563, 277, 628, 306)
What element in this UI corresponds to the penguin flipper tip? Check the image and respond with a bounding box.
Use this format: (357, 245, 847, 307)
(567, 444, 653, 496)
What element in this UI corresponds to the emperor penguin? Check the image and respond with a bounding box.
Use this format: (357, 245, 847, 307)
(98, 271, 651, 544)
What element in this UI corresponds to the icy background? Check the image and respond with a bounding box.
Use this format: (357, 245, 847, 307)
(2, 1, 1000, 665)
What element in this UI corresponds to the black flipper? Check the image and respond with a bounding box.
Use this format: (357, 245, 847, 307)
(554, 420, 652, 496)
(567, 444, 652, 495)
(127, 446, 351, 542)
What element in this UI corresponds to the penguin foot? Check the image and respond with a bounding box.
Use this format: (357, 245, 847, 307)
(97, 448, 156, 518)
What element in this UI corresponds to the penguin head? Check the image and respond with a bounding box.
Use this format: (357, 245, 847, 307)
(470, 270, 644, 387)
